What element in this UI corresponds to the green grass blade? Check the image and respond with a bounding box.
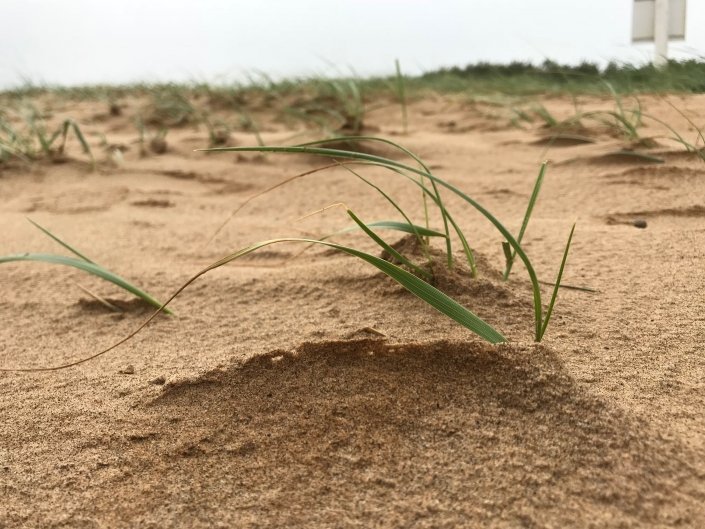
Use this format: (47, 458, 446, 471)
(503, 162, 546, 280)
(380, 162, 477, 275)
(331, 220, 445, 238)
(27, 218, 96, 263)
(304, 157, 477, 276)
(502, 241, 512, 266)
(381, 167, 477, 275)
(538, 224, 575, 340)
(0, 141, 31, 163)
(34, 123, 53, 154)
(642, 110, 705, 162)
(345, 210, 431, 279)
(57, 120, 70, 152)
(533, 104, 558, 127)
(582, 110, 639, 140)
(603, 80, 624, 118)
(0, 253, 173, 315)
(395, 59, 408, 134)
(68, 120, 93, 156)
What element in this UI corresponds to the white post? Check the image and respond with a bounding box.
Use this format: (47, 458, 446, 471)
(653, 0, 669, 68)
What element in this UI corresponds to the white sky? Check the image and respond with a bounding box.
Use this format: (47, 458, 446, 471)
(1, 0, 703, 88)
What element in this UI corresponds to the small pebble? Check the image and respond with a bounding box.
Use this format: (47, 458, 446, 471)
(632, 219, 648, 229)
(118, 364, 135, 375)
(149, 376, 166, 385)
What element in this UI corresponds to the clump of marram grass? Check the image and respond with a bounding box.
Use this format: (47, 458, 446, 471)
(143, 85, 198, 127)
(201, 112, 232, 147)
(203, 136, 575, 344)
(518, 87, 705, 163)
(0, 106, 94, 166)
(134, 116, 169, 156)
(284, 76, 367, 137)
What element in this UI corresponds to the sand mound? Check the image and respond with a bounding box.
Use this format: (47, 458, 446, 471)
(48, 339, 697, 528)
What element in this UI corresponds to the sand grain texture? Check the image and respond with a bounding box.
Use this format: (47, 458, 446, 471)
(1, 94, 704, 528)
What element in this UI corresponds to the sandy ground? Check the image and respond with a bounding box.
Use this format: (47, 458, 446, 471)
(1, 92, 705, 528)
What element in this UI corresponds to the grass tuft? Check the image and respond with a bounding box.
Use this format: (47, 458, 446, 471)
(202, 138, 574, 342)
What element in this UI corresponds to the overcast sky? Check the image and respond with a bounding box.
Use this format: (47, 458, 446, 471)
(1, 0, 703, 88)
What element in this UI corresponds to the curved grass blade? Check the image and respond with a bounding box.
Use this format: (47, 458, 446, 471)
(329, 220, 446, 239)
(67, 120, 93, 157)
(27, 218, 95, 263)
(581, 110, 640, 140)
(0, 253, 173, 315)
(660, 100, 705, 154)
(642, 109, 705, 162)
(378, 163, 477, 276)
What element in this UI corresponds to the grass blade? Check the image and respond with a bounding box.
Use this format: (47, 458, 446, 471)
(27, 218, 96, 263)
(68, 120, 93, 156)
(329, 220, 446, 239)
(345, 210, 431, 279)
(503, 162, 546, 280)
(0, 253, 173, 315)
(395, 59, 408, 134)
(284, 219, 446, 267)
(538, 224, 576, 340)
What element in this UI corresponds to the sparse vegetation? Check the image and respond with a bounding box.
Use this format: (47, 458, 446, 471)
(143, 85, 198, 127)
(0, 106, 93, 166)
(0, 219, 171, 314)
(203, 138, 574, 343)
(394, 59, 409, 134)
(2, 59, 704, 368)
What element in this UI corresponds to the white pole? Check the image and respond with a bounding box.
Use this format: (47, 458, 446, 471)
(654, 0, 669, 68)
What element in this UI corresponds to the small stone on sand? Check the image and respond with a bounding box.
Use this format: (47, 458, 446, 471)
(632, 219, 647, 229)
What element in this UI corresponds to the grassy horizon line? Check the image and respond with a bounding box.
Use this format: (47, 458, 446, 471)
(2, 58, 705, 101)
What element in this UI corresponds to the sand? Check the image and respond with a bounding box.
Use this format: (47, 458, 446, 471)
(1, 92, 704, 528)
